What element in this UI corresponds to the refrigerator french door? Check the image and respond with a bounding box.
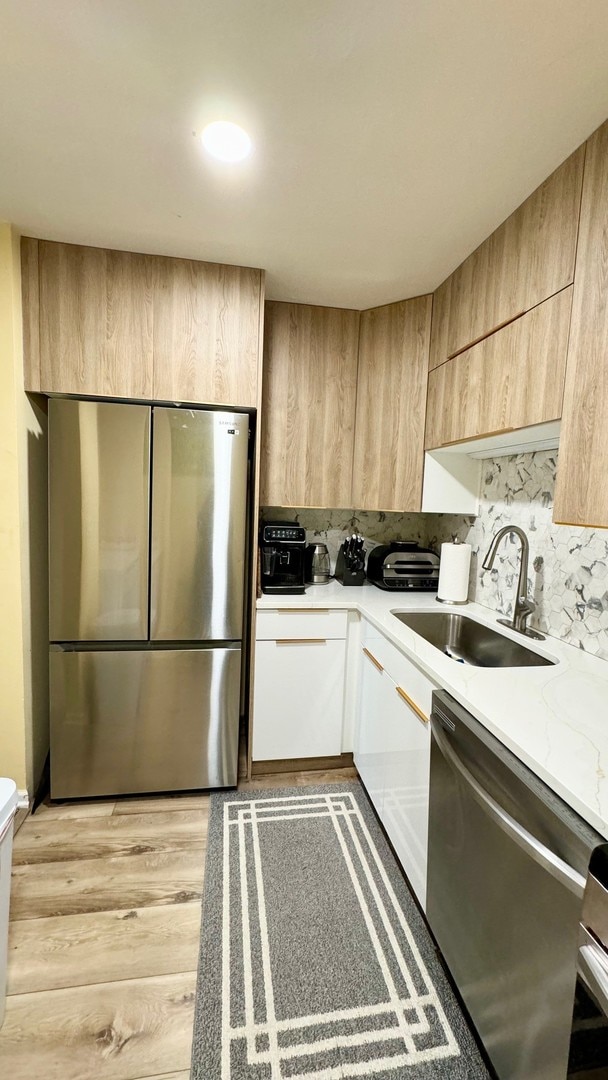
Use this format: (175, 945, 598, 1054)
(49, 399, 250, 799)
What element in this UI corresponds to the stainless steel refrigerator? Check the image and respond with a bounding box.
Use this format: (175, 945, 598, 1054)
(48, 399, 250, 799)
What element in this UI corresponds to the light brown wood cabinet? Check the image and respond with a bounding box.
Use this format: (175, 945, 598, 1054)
(22, 239, 264, 407)
(25, 239, 155, 398)
(425, 287, 572, 449)
(427, 275, 451, 372)
(152, 256, 262, 406)
(260, 297, 431, 511)
(352, 297, 432, 511)
(428, 146, 584, 370)
(554, 121, 608, 527)
(260, 302, 360, 507)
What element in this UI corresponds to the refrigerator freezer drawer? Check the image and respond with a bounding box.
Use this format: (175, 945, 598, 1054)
(50, 646, 241, 798)
(49, 399, 151, 641)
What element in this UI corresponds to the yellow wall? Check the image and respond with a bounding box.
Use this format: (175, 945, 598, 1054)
(0, 223, 48, 796)
(18, 385, 48, 793)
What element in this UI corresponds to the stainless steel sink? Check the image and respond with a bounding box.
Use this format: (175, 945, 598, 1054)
(392, 611, 556, 667)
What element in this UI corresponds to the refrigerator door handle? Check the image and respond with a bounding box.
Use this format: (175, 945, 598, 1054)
(431, 715, 585, 897)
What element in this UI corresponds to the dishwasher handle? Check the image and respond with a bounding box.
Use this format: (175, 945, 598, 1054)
(579, 926, 608, 1017)
(431, 715, 586, 898)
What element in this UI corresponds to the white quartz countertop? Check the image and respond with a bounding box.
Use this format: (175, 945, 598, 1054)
(257, 581, 608, 839)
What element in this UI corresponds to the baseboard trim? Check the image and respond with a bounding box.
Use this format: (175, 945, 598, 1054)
(251, 753, 354, 776)
(17, 788, 29, 810)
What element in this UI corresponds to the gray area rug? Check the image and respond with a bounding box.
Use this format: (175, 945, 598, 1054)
(191, 783, 491, 1079)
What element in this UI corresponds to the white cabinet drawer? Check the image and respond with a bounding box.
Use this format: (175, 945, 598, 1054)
(256, 608, 348, 641)
(361, 619, 438, 720)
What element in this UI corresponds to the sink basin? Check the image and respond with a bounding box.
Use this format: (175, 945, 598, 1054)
(392, 611, 556, 667)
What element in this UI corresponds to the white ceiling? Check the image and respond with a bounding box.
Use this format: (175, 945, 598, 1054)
(2, 1, 608, 309)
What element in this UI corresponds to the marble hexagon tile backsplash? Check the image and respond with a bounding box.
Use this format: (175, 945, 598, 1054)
(426, 450, 608, 660)
(260, 506, 428, 574)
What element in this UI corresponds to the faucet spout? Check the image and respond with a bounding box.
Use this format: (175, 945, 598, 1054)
(481, 525, 544, 641)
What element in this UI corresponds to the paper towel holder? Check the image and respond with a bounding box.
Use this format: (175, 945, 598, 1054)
(436, 537, 470, 605)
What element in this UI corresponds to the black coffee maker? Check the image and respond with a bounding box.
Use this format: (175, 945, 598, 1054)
(259, 520, 306, 594)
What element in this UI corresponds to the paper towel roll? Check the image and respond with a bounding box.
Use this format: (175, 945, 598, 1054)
(437, 541, 471, 604)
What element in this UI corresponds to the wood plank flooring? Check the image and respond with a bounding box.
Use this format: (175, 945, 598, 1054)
(0, 766, 357, 1078)
(13, 809, 209, 864)
(7, 904, 203, 994)
(11, 848, 207, 920)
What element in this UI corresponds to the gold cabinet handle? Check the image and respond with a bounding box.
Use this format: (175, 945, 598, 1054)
(439, 426, 514, 449)
(276, 638, 327, 645)
(446, 310, 527, 360)
(396, 685, 429, 725)
(362, 647, 384, 672)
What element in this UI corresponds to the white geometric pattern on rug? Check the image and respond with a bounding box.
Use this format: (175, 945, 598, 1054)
(221, 791, 461, 1079)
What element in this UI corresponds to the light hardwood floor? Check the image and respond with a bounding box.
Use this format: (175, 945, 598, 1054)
(0, 767, 357, 1078)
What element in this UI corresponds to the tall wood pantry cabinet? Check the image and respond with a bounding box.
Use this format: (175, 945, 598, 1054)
(554, 119, 608, 528)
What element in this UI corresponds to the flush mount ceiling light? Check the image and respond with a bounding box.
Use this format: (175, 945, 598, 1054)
(201, 120, 252, 163)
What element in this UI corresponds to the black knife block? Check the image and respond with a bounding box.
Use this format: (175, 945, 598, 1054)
(335, 549, 366, 586)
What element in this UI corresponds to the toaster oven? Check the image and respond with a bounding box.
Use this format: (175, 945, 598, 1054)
(366, 541, 440, 591)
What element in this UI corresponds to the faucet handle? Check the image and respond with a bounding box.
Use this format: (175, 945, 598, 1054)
(514, 595, 536, 635)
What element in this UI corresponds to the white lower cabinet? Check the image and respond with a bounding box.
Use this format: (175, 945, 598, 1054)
(355, 626, 437, 909)
(381, 675, 431, 908)
(252, 610, 347, 761)
(355, 647, 386, 814)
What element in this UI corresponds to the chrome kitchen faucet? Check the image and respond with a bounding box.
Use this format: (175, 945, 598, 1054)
(482, 525, 545, 640)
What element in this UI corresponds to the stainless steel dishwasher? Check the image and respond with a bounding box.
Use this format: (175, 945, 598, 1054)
(427, 690, 603, 1080)
(568, 843, 608, 1077)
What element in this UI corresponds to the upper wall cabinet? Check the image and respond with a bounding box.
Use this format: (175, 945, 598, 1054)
(21, 239, 264, 408)
(428, 146, 585, 370)
(152, 257, 262, 406)
(554, 121, 608, 527)
(425, 287, 572, 450)
(352, 296, 432, 512)
(260, 302, 360, 507)
(26, 240, 155, 398)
